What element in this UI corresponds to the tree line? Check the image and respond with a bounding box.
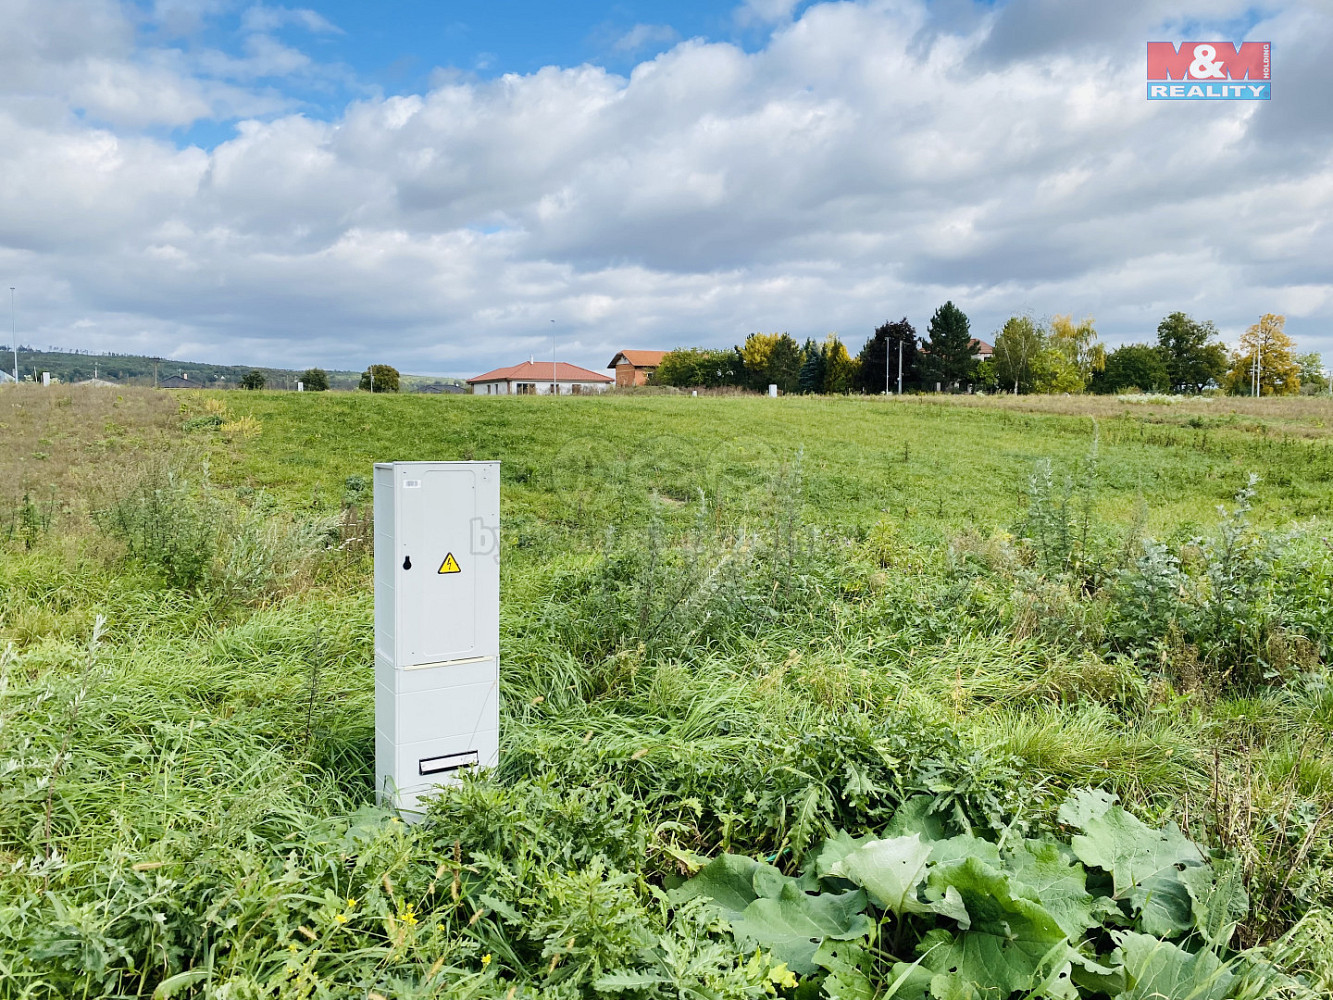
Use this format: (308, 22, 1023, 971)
(650, 305, 1325, 396)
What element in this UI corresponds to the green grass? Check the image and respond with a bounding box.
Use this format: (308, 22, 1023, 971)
(205, 391, 1333, 537)
(4, 388, 1333, 997)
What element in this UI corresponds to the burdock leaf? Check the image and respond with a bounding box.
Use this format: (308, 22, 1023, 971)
(671, 853, 775, 914)
(827, 834, 933, 915)
(920, 859, 1074, 996)
(1062, 800, 1203, 897)
(1116, 931, 1236, 1000)
(729, 883, 872, 974)
(814, 939, 875, 1000)
(1005, 840, 1111, 939)
(1060, 791, 1205, 933)
(1130, 872, 1194, 937)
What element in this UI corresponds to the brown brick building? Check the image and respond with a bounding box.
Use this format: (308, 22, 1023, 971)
(607, 350, 668, 387)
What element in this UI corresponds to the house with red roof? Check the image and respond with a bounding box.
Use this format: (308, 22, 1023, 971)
(466, 359, 613, 395)
(607, 349, 668, 387)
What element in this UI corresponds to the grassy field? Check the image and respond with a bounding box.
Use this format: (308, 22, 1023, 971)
(3, 385, 1333, 998)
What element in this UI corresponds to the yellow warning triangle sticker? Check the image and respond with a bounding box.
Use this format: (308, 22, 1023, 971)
(438, 552, 461, 574)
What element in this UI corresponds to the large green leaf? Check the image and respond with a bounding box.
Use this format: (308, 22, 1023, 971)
(1005, 840, 1114, 940)
(826, 834, 932, 915)
(729, 883, 873, 974)
(1059, 791, 1204, 897)
(1129, 872, 1194, 937)
(814, 829, 875, 881)
(919, 858, 1075, 997)
(1059, 789, 1205, 936)
(671, 853, 776, 913)
(675, 852, 874, 973)
(1115, 931, 1236, 1000)
(927, 835, 1003, 868)
(827, 833, 972, 927)
(814, 939, 874, 1000)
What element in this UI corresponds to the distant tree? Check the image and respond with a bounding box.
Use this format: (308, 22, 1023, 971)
(856, 318, 918, 394)
(992, 316, 1044, 394)
(739, 333, 801, 393)
(821, 335, 858, 394)
(1156, 312, 1227, 393)
(738, 333, 779, 391)
(652, 348, 741, 387)
(768, 335, 802, 394)
(1048, 314, 1104, 390)
(240, 370, 266, 390)
(1297, 352, 1327, 394)
(923, 301, 975, 389)
(1095, 344, 1169, 394)
(1031, 347, 1084, 394)
(973, 359, 998, 392)
(797, 338, 825, 394)
(301, 368, 329, 391)
(1224, 314, 1300, 395)
(360, 364, 400, 393)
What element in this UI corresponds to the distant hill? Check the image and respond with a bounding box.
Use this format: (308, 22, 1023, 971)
(0, 347, 464, 392)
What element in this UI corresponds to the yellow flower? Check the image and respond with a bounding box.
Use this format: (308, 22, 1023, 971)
(399, 903, 418, 927)
(335, 913, 348, 924)
(288, 943, 299, 953)
(481, 953, 492, 967)
(346, 897, 358, 909)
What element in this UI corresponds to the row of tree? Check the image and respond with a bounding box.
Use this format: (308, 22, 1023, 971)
(650, 306, 1322, 396)
(237, 366, 402, 392)
(652, 302, 980, 395)
(1094, 313, 1322, 396)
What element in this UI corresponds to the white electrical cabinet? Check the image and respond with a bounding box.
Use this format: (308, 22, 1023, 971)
(373, 461, 500, 816)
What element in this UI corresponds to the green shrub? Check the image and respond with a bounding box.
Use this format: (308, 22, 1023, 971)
(94, 461, 219, 589)
(181, 413, 224, 431)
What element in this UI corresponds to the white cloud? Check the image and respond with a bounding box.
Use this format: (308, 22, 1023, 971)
(735, 0, 804, 28)
(0, 0, 1330, 377)
(240, 5, 343, 35)
(612, 23, 679, 54)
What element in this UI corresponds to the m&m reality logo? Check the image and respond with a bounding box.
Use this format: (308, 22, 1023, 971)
(1147, 42, 1271, 100)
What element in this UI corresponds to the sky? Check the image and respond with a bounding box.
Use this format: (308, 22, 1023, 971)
(1, 0, 1330, 378)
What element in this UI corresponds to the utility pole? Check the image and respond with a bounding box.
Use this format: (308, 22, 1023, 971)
(897, 338, 904, 395)
(9, 288, 16, 383)
(884, 336, 890, 395)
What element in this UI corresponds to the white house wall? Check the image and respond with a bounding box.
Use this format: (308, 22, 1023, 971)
(471, 380, 608, 395)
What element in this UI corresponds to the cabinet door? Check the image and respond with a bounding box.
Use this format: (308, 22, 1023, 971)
(397, 467, 480, 664)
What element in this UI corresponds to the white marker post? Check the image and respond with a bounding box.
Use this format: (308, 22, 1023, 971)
(373, 462, 500, 817)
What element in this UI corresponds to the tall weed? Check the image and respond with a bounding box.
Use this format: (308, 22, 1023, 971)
(93, 458, 336, 602)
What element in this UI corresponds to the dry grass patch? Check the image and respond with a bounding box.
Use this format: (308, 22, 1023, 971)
(0, 385, 181, 540)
